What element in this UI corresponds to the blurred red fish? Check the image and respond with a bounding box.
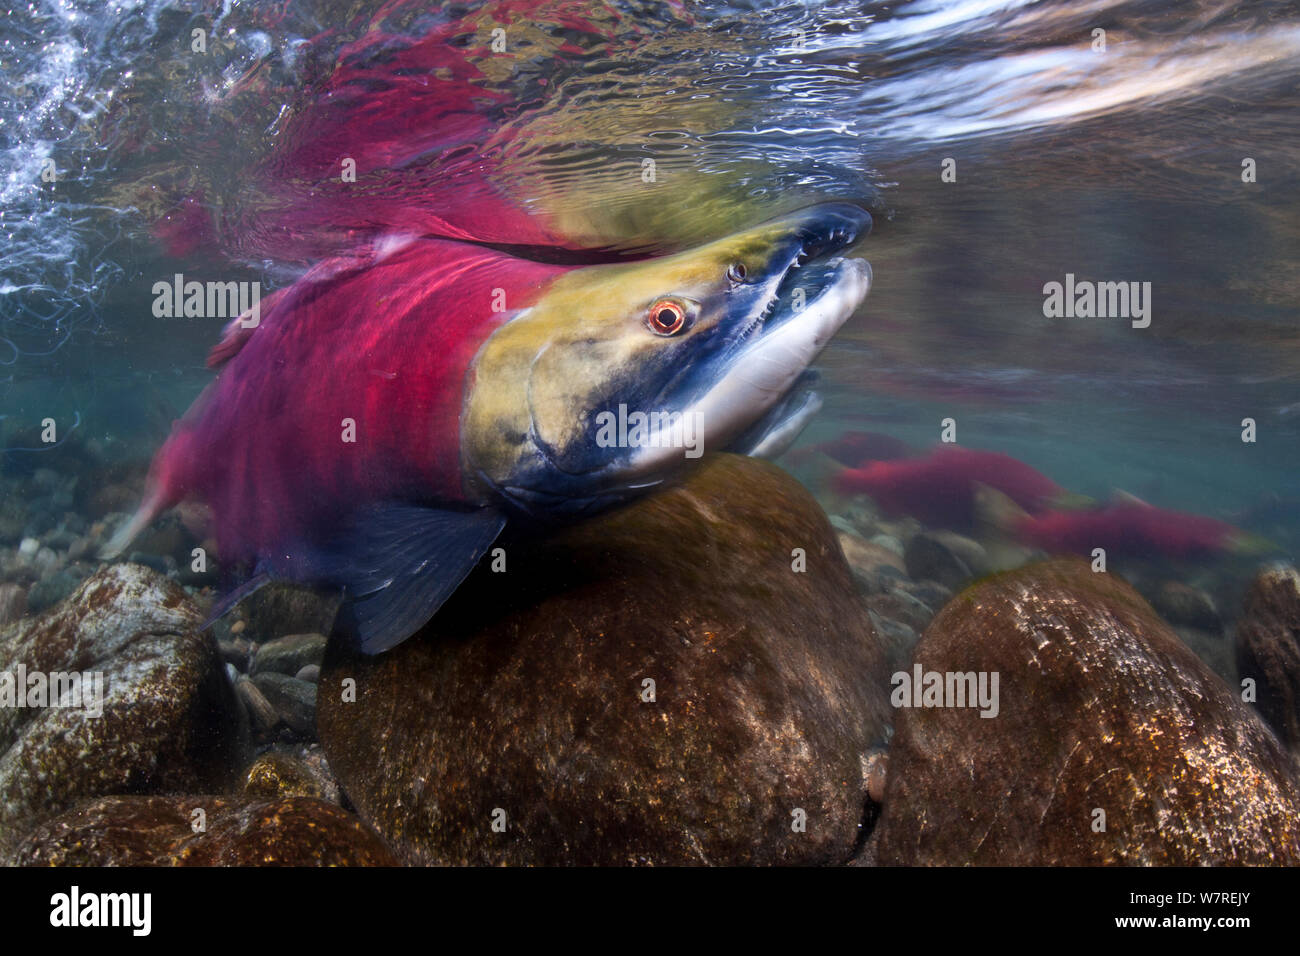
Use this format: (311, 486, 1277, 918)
(833, 445, 1068, 529)
(976, 487, 1263, 560)
(136, 0, 656, 267)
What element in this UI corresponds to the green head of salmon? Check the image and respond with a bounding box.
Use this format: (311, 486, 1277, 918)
(464, 202, 873, 518)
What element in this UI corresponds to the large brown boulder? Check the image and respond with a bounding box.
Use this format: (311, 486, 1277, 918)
(6, 794, 396, 866)
(0, 564, 244, 851)
(319, 454, 890, 865)
(1236, 564, 1300, 754)
(871, 559, 1300, 865)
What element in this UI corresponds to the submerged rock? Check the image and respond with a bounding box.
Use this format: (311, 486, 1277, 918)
(0, 564, 244, 851)
(1173, 625, 1235, 686)
(5, 794, 395, 866)
(1151, 580, 1221, 631)
(863, 750, 888, 804)
(235, 675, 279, 734)
(243, 583, 340, 644)
(872, 559, 1300, 865)
(25, 566, 89, 613)
(0, 583, 25, 627)
(242, 750, 331, 801)
(295, 663, 321, 683)
(218, 634, 252, 669)
(1236, 565, 1300, 754)
(0, 498, 26, 545)
(837, 530, 907, 594)
(131, 515, 198, 566)
(252, 672, 317, 737)
(319, 454, 890, 866)
(251, 632, 327, 676)
(903, 530, 989, 590)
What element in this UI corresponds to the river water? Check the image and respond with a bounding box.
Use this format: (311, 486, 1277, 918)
(2, 0, 1298, 592)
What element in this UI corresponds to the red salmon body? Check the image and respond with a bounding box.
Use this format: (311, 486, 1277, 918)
(1014, 504, 1239, 560)
(147, 237, 569, 564)
(834, 445, 1062, 529)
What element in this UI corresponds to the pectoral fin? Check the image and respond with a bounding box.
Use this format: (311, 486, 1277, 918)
(323, 503, 506, 655)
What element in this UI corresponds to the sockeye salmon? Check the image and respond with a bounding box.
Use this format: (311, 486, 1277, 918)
(834, 444, 1075, 530)
(104, 204, 873, 653)
(975, 485, 1265, 561)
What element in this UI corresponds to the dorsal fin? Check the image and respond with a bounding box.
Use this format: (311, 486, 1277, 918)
(207, 288, 288, 369)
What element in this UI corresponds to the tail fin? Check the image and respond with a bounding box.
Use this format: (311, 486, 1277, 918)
(98, 435, 189, 560)
(973, 482, 1030, 538)
(1228, 530, 1278, 555)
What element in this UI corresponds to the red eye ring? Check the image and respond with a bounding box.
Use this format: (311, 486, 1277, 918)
(647, 299, 687, 335)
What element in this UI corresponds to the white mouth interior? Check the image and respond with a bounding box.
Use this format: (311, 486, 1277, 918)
(631, 255, 872, 470)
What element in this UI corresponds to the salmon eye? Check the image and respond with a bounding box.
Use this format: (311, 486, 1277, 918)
(727, 262, 747, 283)
(647, 299, 687, 335)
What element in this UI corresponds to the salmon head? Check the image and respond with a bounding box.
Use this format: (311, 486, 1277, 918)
(462, 202, 873, 519)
